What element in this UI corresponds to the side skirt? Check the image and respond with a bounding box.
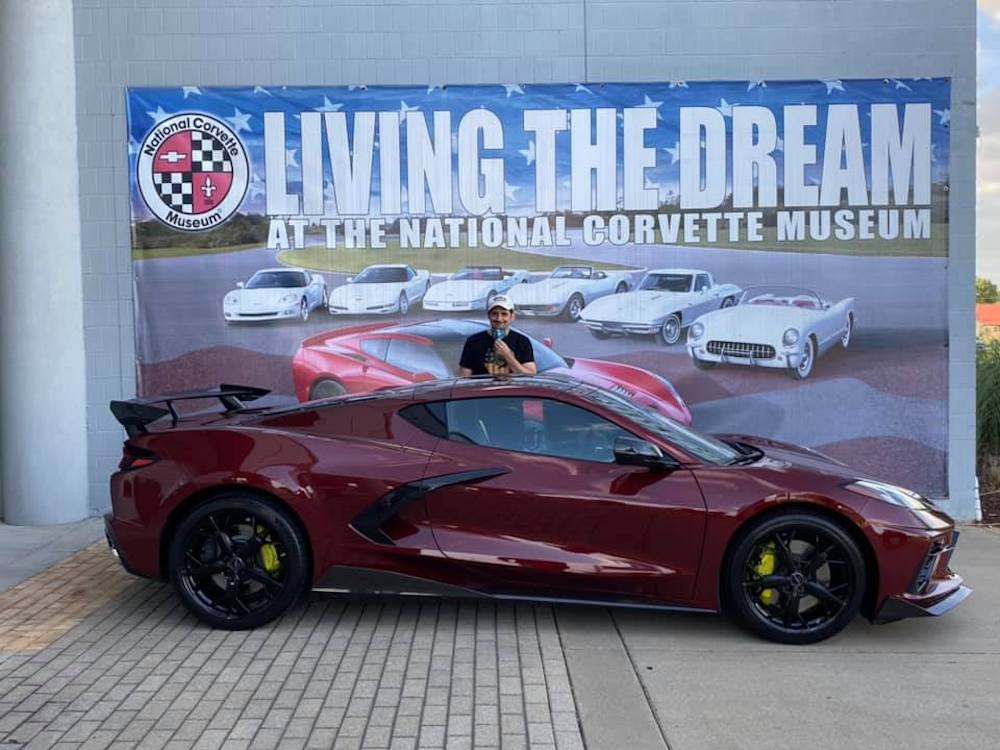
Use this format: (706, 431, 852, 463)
(313, 566, 716, 614)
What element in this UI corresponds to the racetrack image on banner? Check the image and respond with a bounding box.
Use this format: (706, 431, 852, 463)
(125, 79, 950, 496)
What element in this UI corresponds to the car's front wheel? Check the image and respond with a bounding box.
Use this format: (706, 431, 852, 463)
(299, 297, 309, 322)
(789, 336, 815, 379)
(841, 315, 853, 348)
(564, 294, 585, 321)
(726, 512, 866, 644)
(398, 292, 409, 315)
(168, 494, 310, 630)
(659, 313, 682, 345)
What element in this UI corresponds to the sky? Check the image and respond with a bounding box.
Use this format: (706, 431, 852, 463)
(980, 1, 1000, 282)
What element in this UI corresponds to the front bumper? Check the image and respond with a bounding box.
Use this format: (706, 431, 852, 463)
(328, 302, 398, 315)
(422, 299, 482, 312)
(873, 577, 972, 623)
(687, 343, 802, 369)
(516, 303, 564, 317)
(224, 307, 300, 321)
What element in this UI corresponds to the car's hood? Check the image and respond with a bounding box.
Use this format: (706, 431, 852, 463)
(424, 280, 495, 302)
(509, 279, 577, 303)
(329, 283, 404, 304)
(581, 290, 688, 322)
(718, 433, 864, 482)
(229, 287, 303, 309)
(696, 305, 814, 339)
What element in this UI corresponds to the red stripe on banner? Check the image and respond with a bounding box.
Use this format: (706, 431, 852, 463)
(153, 132, 192, 173)
(192, 171, 233, 213)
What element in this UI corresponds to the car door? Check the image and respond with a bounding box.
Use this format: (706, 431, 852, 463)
(689, 273, 716, 318)
(417, 395, 708, 603)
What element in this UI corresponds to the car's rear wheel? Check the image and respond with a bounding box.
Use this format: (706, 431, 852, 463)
(721, 296, 736, 308)
(168, 494, 310, 630)
(726, 513, 865, 644)
(615, 282, 628, 294)
(659, 313, 682, 345)
(789, 336, 815, 379)
(309, 378, 346, 400)
(564, 294, 585, 321)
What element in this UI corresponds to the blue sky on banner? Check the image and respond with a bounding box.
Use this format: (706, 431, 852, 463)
(126, 79, 951, 221)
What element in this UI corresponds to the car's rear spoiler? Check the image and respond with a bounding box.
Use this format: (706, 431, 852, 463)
(109, 384, 270, 437)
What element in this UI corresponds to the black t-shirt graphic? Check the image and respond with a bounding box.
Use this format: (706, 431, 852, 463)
(459, 330, 534, 376)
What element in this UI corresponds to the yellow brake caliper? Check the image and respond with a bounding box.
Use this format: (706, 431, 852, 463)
(256, 525, 282, 575)
(755, 542, 777, 605)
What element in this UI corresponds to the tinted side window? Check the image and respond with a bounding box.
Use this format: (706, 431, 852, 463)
(399, 402, 448, 438)
(695, 274, 710, 291)
(444, 397, 632, 463)
(360, 338, 390, 361)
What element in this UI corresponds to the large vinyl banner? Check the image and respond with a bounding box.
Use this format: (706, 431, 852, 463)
(126, 79, 951, 495)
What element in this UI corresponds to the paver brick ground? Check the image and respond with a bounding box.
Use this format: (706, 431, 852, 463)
(0, 543, 586, 749)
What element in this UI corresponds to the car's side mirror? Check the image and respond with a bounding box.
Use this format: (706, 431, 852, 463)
(346, 276, 354, 283)
(613, 436, 678, 470)
(594, 271, 606, 279)
(236, 281, 245, 288)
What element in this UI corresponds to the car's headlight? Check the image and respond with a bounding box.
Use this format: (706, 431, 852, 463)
(689, 322, 704, 341)
(843, 479, 950, 529)
(782, 327, 800, 346)
(280, 293, 299, 304)
(224, 294, 238, 305)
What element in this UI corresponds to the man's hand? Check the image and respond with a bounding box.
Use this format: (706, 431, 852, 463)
(493, 338, 516, 364)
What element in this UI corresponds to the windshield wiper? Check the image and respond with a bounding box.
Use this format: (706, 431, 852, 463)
(726, 442, 764, 466)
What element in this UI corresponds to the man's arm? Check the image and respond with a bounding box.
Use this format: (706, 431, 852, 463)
(493, 338, 537, 374)
(458, 367, 473, 377)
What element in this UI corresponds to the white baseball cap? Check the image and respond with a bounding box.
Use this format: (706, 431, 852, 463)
(487, 294, 515, 312)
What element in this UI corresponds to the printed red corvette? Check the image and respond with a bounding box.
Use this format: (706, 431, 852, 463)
(106, 379, 969, 644)
(291, 318, 692, 425)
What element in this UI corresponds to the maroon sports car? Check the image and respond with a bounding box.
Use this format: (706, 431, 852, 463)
(106, 379, 968, 644)
(291, 318, 692, 425)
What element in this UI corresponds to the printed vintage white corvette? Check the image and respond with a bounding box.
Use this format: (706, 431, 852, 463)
(223, 268, 327, 323)
(508, 265, 633, 321)
(328, 264, 431, 315)
(422, 266, 529, 312)
(578, 268, 742, 345)
(686, 285, 855, 379)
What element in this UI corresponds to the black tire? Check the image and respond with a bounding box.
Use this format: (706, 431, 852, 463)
(841, 315, 853, 349)
(615, 282, 628, 294)
(721, 296, 736, 308)
(168, 494, 310, 630)
(309, 378, 347, 400)
(563, 294, 585, 321)
(725, 512, 865, 644)
(398, 292, 409, 316)
(299, 297, 309, 322)
(692, 355, 715, 370)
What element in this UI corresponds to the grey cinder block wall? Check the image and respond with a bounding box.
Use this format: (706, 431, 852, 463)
(1, 0, 978, 521)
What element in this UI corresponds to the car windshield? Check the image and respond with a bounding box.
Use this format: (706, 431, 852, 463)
(639, 273, 692, 292)
(395, 322, 567, 375)
(353, 267, 408, 283)
(452, 267, 503, 281)
(740, 286, 823, 309)
(551, 266, 592, 279)
(580, 386, 741, 465)
(246, 271, 305, 289)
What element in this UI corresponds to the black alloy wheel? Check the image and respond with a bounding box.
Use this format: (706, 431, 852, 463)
(726, 513, 865, 644)
(168, 495, 310, 630)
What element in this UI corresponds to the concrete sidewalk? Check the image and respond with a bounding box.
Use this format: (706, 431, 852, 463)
(0, 518, 103, 593)
(0, 525, 996, 749)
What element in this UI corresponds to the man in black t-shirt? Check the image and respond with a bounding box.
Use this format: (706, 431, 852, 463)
(458, 294, 537, 376)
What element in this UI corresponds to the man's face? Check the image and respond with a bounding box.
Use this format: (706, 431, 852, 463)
(488, 307, 513, 331)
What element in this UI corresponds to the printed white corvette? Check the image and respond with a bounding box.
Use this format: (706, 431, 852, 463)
(508, 265, 632, 321)
(579, 268, 742, 345)
(223, 268, 327, 323)
(328, 264, 431, 316)
(422, 266, 529, 312)
(687, 285, 855, 379)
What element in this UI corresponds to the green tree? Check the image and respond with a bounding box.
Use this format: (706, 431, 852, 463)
(977, 276, 999, 303)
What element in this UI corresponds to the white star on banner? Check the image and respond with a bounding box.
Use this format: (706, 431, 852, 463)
(128, 136, 140, 155)
(146, 105, 170, 123)
(668, 81, 688, 89)
(640, 94, 664, 121)
(226, 108, 252, 133)
(822, 79, 845, 95)
(503, 84, 524, 98)
(249, 173, 266, 199)
(934, 108, 951, 126)
(747, 80, 766, 91)
(400, 100, 420, 116)
(662, 142, 680, 165)
(518, 141, 536, 165)
(717, 98, 737, 117)
(504, 181, 520, 201)
(892, 78, 912, 91)
(574, 83, 593, 94)
(181, 86, 202, 98)
(316, 97, 342, 112)
(253, 86, 272, 96)
(427, 85, 440, 94)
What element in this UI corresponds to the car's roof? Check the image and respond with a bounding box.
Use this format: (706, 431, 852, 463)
(363, 263, 410, 269)
(647, 268, 707, 276)
(252, 267, 307, 274)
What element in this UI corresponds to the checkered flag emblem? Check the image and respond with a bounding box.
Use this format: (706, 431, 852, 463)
(153, 172, 194, 213)
(190, 132, 233, 174)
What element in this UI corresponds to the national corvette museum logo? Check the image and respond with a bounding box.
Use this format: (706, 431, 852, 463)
(136, 114, 249, 231)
